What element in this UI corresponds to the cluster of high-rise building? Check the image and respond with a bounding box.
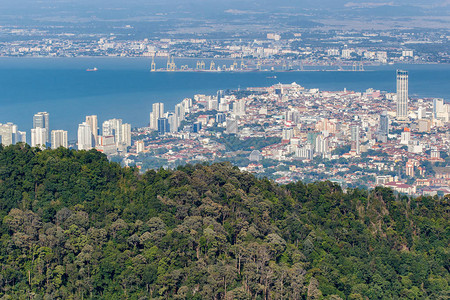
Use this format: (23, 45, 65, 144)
(130, 70, 449, 195)
(0, 112, 132, 154)
(0, 123, 26, 146)
(77, 116, 131, 154)
(149, 98, 192, 135)
(0, 112, 67, 150)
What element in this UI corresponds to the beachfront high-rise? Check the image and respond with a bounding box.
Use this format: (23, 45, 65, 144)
(31, 127, 47, 149)
(86, 115, 98, 146)
(77, 122, 93, 150)
(396, 70, 408, 120)
(33, 112, 49, 143)
(102, 118, 131, 149)
(0, 123, 18, 146)
(51, 130, 68, 149)
(150, 103, 164, 130)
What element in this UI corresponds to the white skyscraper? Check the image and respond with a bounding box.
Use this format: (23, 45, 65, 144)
(86, 115, 98, 146)
(168, 113, 178, 133)
(121, 123, 131, 147)
(17, 131, 27, 144)
(350, 125, 360, 154)
(33, 112, 49, 143)
(0, 123, 16, 146)
(150, 103, 164, 130)
(175, 103, 185, 121)
(51, 130, 68, 149)
(102, 119, 131, 149)
(77, 122, 93, 150)
(31, 127, 47, 149)
(102, 119, 122, 143)
(396, 70, 408, 120)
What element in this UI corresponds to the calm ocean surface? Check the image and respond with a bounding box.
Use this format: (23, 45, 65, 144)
(0, 57, 449, 140)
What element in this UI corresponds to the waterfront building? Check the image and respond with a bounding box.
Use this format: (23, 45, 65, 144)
(33, 112, 49, 143)
(168, 113, 178, 133)
(122, 123, 132, 147)
(0, 123, 17, 146)
(217, 90, 224, 104)
(396, 70, 408, 120)
(433, 98, 450, 122)
(51, 130, 68, 149)
(150, 103, 164, 130)
(17, 131, 26, 144)
(86, 115, 98, 146)
(31, 127, 47, 149)
(97, 136, 116, 155)
(77, 122, 93, 150)
(102, 119, 130, 148)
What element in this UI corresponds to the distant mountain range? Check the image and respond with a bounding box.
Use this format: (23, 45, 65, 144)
(0, 0, 448, 31)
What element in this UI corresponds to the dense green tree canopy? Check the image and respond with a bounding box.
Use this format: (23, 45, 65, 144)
(0, 144, 448, 299)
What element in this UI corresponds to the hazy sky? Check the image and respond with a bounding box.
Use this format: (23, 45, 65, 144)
(0, 0, 448, 32)
(1, 0, 449, 10)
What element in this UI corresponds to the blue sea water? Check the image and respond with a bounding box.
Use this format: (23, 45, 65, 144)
(0, 57, 449, 140)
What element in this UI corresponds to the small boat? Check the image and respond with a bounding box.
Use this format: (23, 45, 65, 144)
(86, 67, 98, 72)
(267, 75, 277, 79)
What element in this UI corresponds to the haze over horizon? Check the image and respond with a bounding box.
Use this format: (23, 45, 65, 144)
(0, 0, 449, 33)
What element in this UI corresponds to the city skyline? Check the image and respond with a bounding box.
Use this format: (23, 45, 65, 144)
(0, 1, 448, 298)
(0, 68, 447, 153)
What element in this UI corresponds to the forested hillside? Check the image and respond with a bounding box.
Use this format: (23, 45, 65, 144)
(0, 144, 448, 299)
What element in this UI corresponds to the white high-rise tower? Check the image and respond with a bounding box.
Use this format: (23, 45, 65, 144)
(51, 130, 68, 149)
(350, 125, 360, 154)
(77, 122, 93, 150)
(396, 70, 408, 120)
(85, 115, 98, 146)
(31, 127, 47, 149)
(150, 103, 164, 130)
(33, 112, 49, 143)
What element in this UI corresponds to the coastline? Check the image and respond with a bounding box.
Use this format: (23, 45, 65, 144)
(0, 58, 448, 139)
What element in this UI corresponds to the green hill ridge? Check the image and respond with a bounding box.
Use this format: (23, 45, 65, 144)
(0, 144, 448, 299)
